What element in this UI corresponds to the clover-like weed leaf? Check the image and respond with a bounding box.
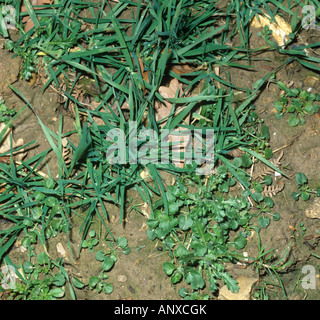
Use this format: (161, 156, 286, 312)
(234, 234, 247, 250)
(102, 257, 115, 272)
(296, 172, 308, 185)
(163, 262, 176, 276)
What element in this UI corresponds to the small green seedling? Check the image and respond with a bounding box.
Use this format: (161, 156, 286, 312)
(274, 82, 320, 126)
(0, 98, 16, 123)
(291, 172, 320, 201)
(82, 230, 99, 252)
(251, 194, 280, 229)
(88, 251, 115, 295)
(6, 252, 67, 300)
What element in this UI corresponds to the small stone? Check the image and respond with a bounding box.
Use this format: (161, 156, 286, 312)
(305, 198, 320, 219)
(128, 285, 135, 294)
(218, 276, 258, 300)
(305, 76, 319, 88)
(56, 242, 67, 257)
(117, 275, 127, 283)
(141, 202, 151, 219)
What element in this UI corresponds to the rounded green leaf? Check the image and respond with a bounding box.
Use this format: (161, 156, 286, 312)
(299, 117, 306, 126)
(89, 230, 96, 238)
(34, 191, 45, 201)
(155, 227, 168, 239)
(291, 192, 300, 200)
(174, 245, 189, 257)
(296, 172, 308, 185)
(261, 125, 270, 140)
(254, 183, 263, 193)
(44, 196, 58, 207)
(185, 270, 202, 290)
(23, 219, 33, 227)
(277, 81, 288, 91)
(103, 283, 113, 294)
(81, 240, 88, 248)
(22, 261, 34, 274)
(241, 153, 253, 168)
(264, 197, 274, 208)
(287, 105, 296, 113)
(288, 115, 299, 127)
(274, 100, 284, 112)
(264, 147, 273, 160)
(178, 288, 188, 298)
(123, 247, 131, 255)
(52, 272, 66, 287)
(233, 157, 242, 168)
(288, 88, 299, 97)
(258, 216, 270, 229)
(44, 178, 56, 189)
(147, 229, 156, 240)
(116, 236, 128, 249)
(299, 90, 309, 100)
(37, 252, 50, 265)
(273, 212, 280, 221)
(264, 175, 272, 186)
(303, 101, 315, 115)
(171, 270, 183, 284)
(146, 219, 158, 228)
(163, 262, 176, 276)
(31, 207, 43, 220)
(168, 200, 183, 214)
(252, 192, 264, 203)
(229, 219, 239, 230)
(89, 276, 100, 289)
(234, 234, 247, 250)
(49, 287, 65, 298)
(102, 257, 115, 271)
(72, 277, 85, 289)
(21, 237, 31, 248)
(95, 250, 106, 262)
(301, 192, 310, 201)
(178, 215, 193, 230)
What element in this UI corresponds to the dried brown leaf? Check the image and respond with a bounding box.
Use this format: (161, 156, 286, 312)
(61, 137, 71, 166)
(0, 123, 27, 160)
(262, 180, 285, 197)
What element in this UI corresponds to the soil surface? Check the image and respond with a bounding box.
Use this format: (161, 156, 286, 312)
(1, 6, 320, 300)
